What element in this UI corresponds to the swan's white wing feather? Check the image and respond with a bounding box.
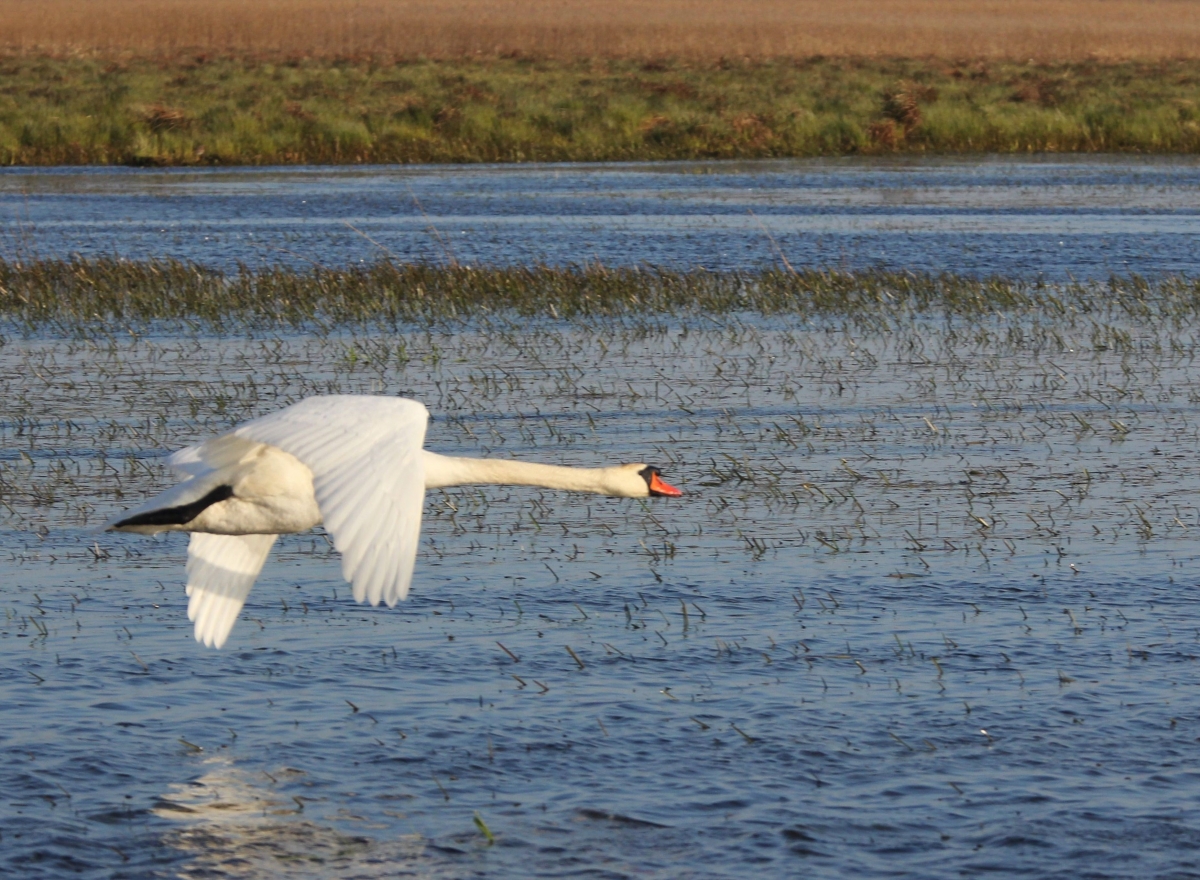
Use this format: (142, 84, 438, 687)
(169, 434, 263, 478)
(186, 532, 277, 649)
(168, 446, 212, 478)
(233, 396, 429, 607)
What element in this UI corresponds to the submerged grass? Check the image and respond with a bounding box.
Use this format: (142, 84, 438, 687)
(4, 55, 1200, 165)
(3, 257, 1200, 333)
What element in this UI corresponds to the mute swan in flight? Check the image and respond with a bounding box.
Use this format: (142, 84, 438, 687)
(105, 395, 682, 649)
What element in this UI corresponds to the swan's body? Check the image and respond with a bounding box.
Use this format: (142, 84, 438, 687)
(105, 395, 681, 649)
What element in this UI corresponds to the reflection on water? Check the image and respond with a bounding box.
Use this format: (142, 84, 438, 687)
(156, 757, 426, 879)
(3, 157, 1200, 278)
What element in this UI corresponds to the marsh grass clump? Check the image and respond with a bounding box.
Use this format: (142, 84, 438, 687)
(4, 257, 1200, 334)
(140, 104, 191, 134)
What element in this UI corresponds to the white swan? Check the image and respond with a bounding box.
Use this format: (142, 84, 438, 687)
(105, 395, 682, 649)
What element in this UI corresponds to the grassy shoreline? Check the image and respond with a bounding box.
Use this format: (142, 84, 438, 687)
(3, 56, 1200, 165)
(2, 257, 1198, 332)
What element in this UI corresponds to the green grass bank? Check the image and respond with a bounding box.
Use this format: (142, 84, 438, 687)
(3, 55, 1200, 165)
(2, 258, 1197, 335)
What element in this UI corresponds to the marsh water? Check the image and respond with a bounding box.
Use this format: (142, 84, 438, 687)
(4, 157, 1200, 278)
(5, 159, 1200, 878)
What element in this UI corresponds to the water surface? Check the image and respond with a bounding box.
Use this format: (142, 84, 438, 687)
(3, 157, 1200, 278)
(4, 308, 1200, 877)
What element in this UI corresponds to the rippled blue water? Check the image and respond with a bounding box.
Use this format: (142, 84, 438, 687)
(5, 311, 1200, 877)
(5, 159, 1200, 877)
(2, 156, 1200, 278)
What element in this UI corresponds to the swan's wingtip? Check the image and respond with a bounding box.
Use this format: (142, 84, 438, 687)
(194, 626, 224, 650)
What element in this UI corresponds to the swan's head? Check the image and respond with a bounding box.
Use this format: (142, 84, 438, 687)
(610, 464, 683, 498)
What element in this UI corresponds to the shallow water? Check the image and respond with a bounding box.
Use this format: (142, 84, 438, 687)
(4, 157, 1200, 278)
(5, 310, 1200, 877)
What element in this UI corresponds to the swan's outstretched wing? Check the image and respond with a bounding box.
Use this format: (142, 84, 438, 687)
(186, 532, 278, 648)
(233, 395, 429, 607)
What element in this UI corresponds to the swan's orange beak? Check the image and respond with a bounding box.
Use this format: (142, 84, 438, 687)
(649, 473, 683, 497)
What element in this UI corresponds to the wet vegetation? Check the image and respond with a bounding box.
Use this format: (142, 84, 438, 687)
(5, 257, 1200, 332)
(3, 55, 1200, 165)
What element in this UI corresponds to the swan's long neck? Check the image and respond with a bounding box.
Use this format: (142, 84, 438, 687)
(423, 451, 629, 496)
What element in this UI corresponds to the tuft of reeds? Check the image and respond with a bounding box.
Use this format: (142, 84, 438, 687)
(4, 257, 1200, 333)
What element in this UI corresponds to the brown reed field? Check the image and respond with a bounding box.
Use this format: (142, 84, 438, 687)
(4, 0, 1200, 61)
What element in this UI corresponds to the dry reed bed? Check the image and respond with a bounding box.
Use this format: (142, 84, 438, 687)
(2, 258, 1198, 333)
(6, 0, 1200, 61)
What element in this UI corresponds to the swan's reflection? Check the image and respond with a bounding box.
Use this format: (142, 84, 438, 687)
(155, 757, 425, 878)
